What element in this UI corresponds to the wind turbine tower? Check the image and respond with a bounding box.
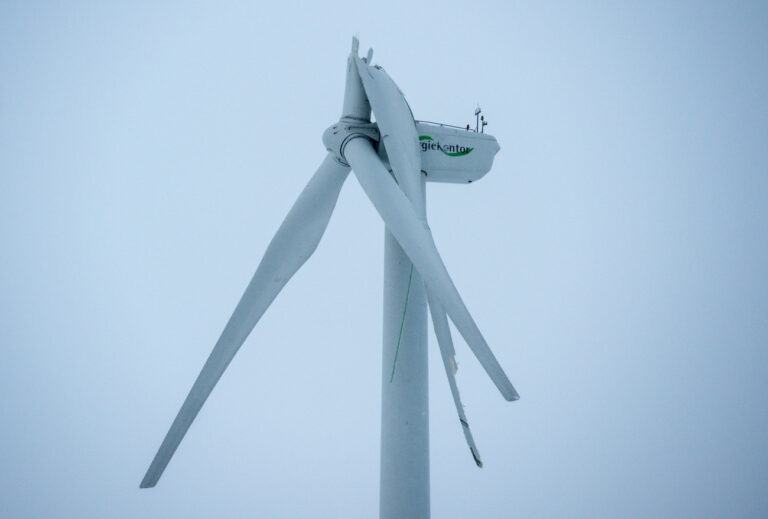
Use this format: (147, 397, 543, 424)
(141, 37, 519, 519)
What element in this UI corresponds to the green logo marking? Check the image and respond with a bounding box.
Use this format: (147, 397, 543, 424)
(419, 135, 473, 157)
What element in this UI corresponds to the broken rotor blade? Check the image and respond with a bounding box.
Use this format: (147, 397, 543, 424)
(427, 292, 483, 467)
(354, 57, 424, 214)
(355, 58, 497, 455)
(343, 137, 519, 401)
(140, 154, 350, 488)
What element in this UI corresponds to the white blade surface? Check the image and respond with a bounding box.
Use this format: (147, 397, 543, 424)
(427, 292, 483, 467)
(354, 57, 424, 214)
(140, 154, 350, 488)
(354, 59, 514, 445)
(344, 137, 519, 401)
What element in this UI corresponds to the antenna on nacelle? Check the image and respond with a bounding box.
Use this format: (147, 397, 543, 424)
(475, 106, 482, 132)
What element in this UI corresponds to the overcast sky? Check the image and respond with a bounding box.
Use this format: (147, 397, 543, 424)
(1, 1, 767, 518)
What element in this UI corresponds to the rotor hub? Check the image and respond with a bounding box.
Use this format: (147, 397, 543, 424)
(322, 119, 379, 166)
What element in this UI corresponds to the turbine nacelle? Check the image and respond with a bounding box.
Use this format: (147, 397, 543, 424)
(414, 121, 501, 183)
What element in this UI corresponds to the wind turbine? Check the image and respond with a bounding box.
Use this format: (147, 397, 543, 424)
(141, 37, 519, 519)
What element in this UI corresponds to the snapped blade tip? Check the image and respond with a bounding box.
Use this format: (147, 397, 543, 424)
(502, 385, 520, 401)
(140, 472, 159, 489)
(471, 448, 483, 468)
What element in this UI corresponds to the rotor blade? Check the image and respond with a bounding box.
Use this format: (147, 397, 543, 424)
(427, 292, 483, 467)
(344, 137, 519, 401)
(140, 154, 350, 488)
(354, 57, 423, 213)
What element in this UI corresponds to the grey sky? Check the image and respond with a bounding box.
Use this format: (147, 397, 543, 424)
(1, 1, 767, 518)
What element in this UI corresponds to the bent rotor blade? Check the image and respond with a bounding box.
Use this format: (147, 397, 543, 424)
(354, 58, 423, 213)
(140, 154, 350, 488)
(427, 292, 483, 467)
(344, 137, 519, 401)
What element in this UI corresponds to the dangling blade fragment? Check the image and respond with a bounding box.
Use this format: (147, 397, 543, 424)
(428, 293, 483, 466)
